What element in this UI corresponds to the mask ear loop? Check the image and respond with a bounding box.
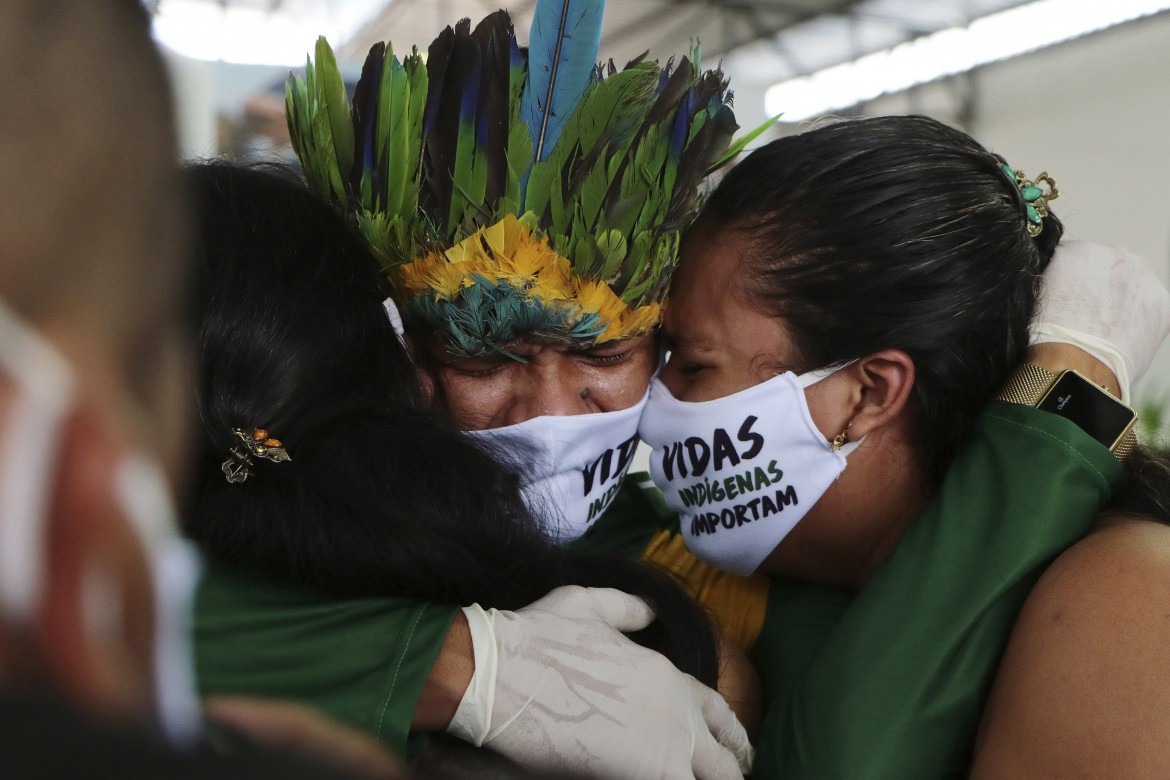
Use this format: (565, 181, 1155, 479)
(114, 455, 203, 748)
(383, 296, 407, 348)
(0, 302, 75, 625)
(792, 360, 867, 457)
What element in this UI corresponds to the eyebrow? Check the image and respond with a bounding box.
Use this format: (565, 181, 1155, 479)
(664, 331, 719, 354)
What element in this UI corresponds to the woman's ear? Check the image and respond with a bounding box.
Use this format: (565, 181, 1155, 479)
(841, 349, 915, 441)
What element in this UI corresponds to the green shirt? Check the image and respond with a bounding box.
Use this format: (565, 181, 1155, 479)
(194, 566, 457, 756)
(194, 403, 1119, 772)
(750, 403, 1120, 779)
(192, 473, 665, 757)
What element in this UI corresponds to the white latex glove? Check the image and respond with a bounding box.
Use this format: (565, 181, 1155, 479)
(1032, 240, 1170, 403)
(447, 585, 753, 780)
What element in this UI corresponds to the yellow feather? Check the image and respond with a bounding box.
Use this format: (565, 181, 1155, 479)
(390, 215, 661, 341)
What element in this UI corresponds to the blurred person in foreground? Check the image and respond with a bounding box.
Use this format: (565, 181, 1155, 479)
(0, 2, 403, 777)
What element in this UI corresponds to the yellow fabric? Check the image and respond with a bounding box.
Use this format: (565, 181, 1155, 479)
(641, 529, 770, 654)
(392, 214, 660, 343)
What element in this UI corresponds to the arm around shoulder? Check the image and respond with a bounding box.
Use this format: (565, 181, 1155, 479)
(413, 611, 474, 731)
(971, 516, 1170, 779)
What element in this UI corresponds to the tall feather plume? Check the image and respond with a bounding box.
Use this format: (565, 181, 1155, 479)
(500, 29, 532, 218)
(287, 8, 778, 353)
(472, 13, 515, 211)
(446, 25, 484, 236)
(519, 38, 778, 308)
(350, 41, 385, 206)
(286, 38, 354, 207)
(421, 14, 524, 243)
(420, 24, 458, 232)
(519, 0, 605, 175)
(288, 37, 429, 267)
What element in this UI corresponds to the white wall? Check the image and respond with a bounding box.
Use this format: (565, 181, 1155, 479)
(164, 10, 1170, 415)
(973, 13, 1170, 407)
(739, 11, 1170, 409)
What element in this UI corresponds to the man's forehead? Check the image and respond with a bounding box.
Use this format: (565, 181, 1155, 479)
(424, 330, 655, 358)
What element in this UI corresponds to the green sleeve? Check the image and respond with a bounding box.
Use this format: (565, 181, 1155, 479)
(193, 561, 459, 757)
(193, 475, 667, 758)
(752, 403, 1122, 780)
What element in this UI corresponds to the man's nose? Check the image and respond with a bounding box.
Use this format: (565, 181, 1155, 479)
(500, 366, 588, 425)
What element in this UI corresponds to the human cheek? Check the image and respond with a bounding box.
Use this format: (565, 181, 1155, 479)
(434, 369, 510, 430)
(583, 354, 654, 412)
(799, 377, 843, 442)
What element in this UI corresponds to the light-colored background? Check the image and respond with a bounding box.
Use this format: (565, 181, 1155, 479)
(160, 4, 1170, 417)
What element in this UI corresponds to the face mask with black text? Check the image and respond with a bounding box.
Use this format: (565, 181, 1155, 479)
(637, 367, 859, 574)
(465, 390, 649, 543)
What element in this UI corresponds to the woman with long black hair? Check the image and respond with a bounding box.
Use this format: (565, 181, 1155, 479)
(185, 161, 755, 780)
(636, 114, 1170, 778)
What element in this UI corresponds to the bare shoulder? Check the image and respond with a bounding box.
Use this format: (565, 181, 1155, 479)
(1035, 514, 1170, 600)
(970, 516, 1170, 779)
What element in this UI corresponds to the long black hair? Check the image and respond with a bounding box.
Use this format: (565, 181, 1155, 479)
(185, 162, 718, 685)
(695, 115, 1062, 485)
(1102, 447, 1170, 526)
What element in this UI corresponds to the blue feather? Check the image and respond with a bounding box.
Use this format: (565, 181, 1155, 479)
(669, 90, 694, 160)
(350, 43, 385, 201)
(520, 0, 605, 164)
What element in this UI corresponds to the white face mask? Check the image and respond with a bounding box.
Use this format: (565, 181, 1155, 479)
(0, 297, 202, 746)
(637, 367, 860, 575)
(466, 390, 649, 543)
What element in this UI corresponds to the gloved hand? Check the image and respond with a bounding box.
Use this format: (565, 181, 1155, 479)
(1032, 240, 1170, 402)
(447, 585, 753, 780)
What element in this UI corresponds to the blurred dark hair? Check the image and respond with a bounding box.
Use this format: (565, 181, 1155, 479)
(1101, 448, 1170, 527)
(693, 115, 1062, 485)
(185, 161, 717, 685)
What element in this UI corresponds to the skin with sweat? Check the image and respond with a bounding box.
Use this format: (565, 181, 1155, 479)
(412, 328, 763, 734)
(660, 227, 1123, 591)
(660, 228, 927, 589)
(419, 333, 657, 429)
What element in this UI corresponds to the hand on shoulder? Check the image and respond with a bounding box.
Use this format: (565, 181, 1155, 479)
(971, 515, 1170, 778)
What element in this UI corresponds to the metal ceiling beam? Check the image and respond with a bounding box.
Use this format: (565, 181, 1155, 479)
(602, 0, 868, 59)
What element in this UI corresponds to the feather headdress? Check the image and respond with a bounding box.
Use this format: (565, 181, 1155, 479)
(287, 0, 774, 356)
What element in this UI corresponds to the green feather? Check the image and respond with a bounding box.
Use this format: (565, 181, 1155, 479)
(596, 229, 628, 282)
(618, 230, 654, 292)
(524, 63, 658, 232)
(314, 38, 354, 195)
(578, 152, 612, 233)
(374, 46, 397, 211)
(402, 49, 428, 224)
(710, 113, 781, 172)
(573, 233, 600, 277)
(502, 37, 532, 218)
(502, 125, 533, 218)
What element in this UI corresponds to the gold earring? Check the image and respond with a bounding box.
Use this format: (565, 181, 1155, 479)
(832, 423, 852, 452)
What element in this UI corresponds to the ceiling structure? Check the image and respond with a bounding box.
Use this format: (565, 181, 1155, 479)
(153, 0, 1098, 127)
(153, 0, 1036, 83)
(339, 0, 1034, 89)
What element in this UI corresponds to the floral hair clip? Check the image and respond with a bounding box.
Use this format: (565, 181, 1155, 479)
(221, 427, 291, 484)
(1000, 163, 1059, 237)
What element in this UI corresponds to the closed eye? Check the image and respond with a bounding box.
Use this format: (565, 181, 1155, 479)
(580, 349, 632, 367)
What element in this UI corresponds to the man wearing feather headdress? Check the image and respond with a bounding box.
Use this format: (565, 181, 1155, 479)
(288, 0, 775, 663)
(205, 1, 764, 777)
(204, 1, 1170, 777)
(286, 0, 770, 547)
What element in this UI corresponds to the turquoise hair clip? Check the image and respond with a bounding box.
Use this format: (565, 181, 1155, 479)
(1000, 163, 1059, 237)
